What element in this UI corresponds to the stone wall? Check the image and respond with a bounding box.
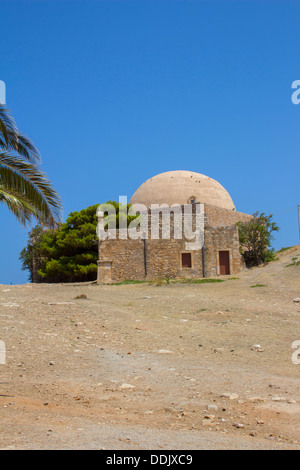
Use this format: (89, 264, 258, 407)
(204, 226, 241, 277)
(98, 238, 145, 282)
(97, 203, 249, 283)
(204, 204, 252, 227)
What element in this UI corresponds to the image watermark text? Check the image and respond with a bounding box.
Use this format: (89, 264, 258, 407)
(0, 340, 6, 365)
(0, 80, 6, 104)
(291, 80, 300, 104)
(96, 197, 205, 250)
(292, 340, 300, 365)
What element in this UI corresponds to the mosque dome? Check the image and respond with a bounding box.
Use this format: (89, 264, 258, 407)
(129, 170, 236, 211)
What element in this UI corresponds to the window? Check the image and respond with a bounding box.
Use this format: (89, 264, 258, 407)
(188, 196, 196, 204)
(181, 252, 192, 268)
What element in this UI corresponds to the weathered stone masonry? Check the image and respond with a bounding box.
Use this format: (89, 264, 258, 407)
(97, 203, 252, 283)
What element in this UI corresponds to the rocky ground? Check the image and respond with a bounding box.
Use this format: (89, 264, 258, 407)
(0, 246, 300, 450)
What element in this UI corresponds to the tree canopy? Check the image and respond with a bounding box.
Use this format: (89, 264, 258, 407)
(236, 212, 279, 267)
(20, 202, 138, 283)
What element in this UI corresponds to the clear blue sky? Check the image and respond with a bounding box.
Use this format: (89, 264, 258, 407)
(1, 0, 300, 284)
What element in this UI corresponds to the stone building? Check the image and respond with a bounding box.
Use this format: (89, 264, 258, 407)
(97, 171, 252, 283)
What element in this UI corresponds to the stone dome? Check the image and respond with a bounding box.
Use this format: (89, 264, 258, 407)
(130, 170, 236, 210)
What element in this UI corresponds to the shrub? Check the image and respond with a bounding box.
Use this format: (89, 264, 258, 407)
(236, 212, 279, 267)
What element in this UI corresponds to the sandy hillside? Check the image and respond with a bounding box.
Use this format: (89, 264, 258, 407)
(0, 246, 300, 450)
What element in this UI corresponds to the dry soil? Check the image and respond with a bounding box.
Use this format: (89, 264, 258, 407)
(0, 247, 300, 450)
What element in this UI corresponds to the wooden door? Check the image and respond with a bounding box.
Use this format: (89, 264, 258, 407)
(219, 251, 230, 275)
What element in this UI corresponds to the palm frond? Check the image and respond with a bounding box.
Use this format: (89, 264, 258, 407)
(0, 151, 62, 228)
(0, 104, 40, 163)
(0, 104, 62, 228)
(0, 189, 37, 226)
(0, 104, 16, 144)
(0, 132, 41, 163)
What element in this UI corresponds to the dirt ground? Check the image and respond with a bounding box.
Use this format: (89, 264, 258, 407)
(0, 247, 300, 450)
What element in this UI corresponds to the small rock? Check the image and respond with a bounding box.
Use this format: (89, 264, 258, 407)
(272, 396, 287, 402)
(220, 393, 239, 400)
(293, 298, 300, 303)
(202, 420, 216, 426)
(207, 404, 218, 412)
(247, 396, 265, 403)
(251, 344, 264, 352)
(158, 349, 173, 354)
(119, 383, 135, 390)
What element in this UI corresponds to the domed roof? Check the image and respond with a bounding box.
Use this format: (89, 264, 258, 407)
(130, 170, 235, 210)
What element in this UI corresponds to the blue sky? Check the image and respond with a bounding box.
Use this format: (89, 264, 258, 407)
(0, 0, 299, 284)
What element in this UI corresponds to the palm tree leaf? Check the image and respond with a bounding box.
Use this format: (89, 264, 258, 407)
(0, 189, 36, 226)
(0, 104, 40, 163)
(0, 104, 17, 144)
(0, 151, 62, 227)
(0, 104, 62, 228)
(0, 132, 41, 163)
